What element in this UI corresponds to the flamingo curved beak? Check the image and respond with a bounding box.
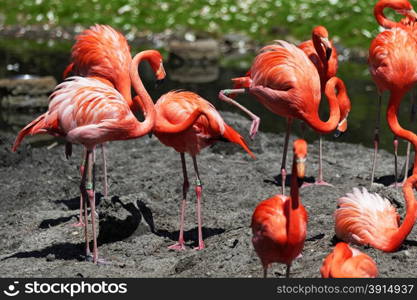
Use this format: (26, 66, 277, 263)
(296, 157, 306, 179)
(334, 117, 348, 138)
(321, 37, 332, 60)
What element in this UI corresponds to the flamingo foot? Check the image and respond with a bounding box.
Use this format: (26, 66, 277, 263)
(249, 117, 260, 140)
(314, 180, 333, 187)
(85, 254, 111, 265)
(168, 242, 186, 251)
(193, 243, 205, 251)
(389, 181, 403, 188)
(301, 182, 313, 188)
(70, 221, 85, 227)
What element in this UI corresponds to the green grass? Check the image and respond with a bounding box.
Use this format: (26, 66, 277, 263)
(0, 0, 405, 50)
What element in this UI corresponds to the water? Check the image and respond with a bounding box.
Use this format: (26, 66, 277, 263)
(0, 37, 416, 155)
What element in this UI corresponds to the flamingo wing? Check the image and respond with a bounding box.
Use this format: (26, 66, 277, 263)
(335, 187, 400, 250)
(251, 195, 289, 248)
(369, 27, 417, 92)
(249, 40, 321, 119)
(67, 25, 131, 83)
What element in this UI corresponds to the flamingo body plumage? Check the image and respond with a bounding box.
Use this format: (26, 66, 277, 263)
(320, 242, 378, 278)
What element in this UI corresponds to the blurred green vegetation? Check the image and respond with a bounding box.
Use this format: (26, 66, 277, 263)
(0, 0, 403, 50)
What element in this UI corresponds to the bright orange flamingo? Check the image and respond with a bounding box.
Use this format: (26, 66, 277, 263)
(298, 26, 351, 186)
(63, 25, 147, 227)
(370, 0, 417, 187)
(251, 139, 308, 278)
(320, 242, 378, 278)
(335, 173, 417, 252)
(153, 91, 255, 250)
(12, 50, 166, 263)
(219, 40, 340, 195)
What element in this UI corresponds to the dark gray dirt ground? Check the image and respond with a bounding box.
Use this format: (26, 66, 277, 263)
(0, 112, 416, 278)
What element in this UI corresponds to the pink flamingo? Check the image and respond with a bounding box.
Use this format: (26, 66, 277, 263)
(370, 0, 417, 187)
(153, 91, 255, 250)
(63, 25, 138, 226)
(251, 139, 308, 278)
(218, 40, 340, 195)
(12, 50, 166, 263)
(298, 25, 351, 186)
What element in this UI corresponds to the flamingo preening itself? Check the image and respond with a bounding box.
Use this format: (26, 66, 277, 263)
(12, 50, 166, 263)
(219, 41, 340, 195)
(335, 175, 417, 252)
(251, 139, 308, 278)
(153, 90, 255, 250)
(320, 242, 378, 278)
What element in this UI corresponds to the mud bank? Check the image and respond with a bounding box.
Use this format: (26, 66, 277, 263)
(0, 112, 416, 278)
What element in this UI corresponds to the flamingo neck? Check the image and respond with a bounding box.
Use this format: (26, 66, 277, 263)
(312, 34, 328, 70)
(387, 89, 417, 174)
(289, 157, 300, 209)
(385, 90, 417, 250)
(374, 1, 402, 29)
(116, 79, 133, 110)
(128, 51, 157, 138)
(303, 77, 340, 134)
(334, 79, 350, 119)
(394, 174, 417, 247)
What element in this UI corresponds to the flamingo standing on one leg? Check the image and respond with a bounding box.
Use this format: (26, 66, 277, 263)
(12, 50, 166, 263)
(153, 91, 255, 250)
(298, 25, 351, 186)
(251, 139, 308, 278)
(218, 40, 340, 195)
(320, 242, 378, 278)
(370, 0, 417, 187)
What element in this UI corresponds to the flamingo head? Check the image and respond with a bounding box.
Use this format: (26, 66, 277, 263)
(293, 139, 308, 178)
(147, 50, 167, 83)
(390, 0, 417, 19)
(313, 26, 332, 60)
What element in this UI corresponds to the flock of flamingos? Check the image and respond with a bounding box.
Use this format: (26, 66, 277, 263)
(9, 0, 417, 277)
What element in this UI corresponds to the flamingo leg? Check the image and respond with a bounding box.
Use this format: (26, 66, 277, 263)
(71, 148, 87, 227)
(192, 155, 204, 250)
(280, 118, 292, 195)
(218, 89, 260, 139)
(286, 264, 291, 278)
(101, 143, 108, 198)
(314, 135, 333, 186)
(168, 153, 189, 251)
(390, 136, 399, 187)
(263, 266, 268, 278)
(403, 141, 411, 185)
(80, 150, 99, 264)
(79, 149, 90, 257)
(371, 93, 382, 186)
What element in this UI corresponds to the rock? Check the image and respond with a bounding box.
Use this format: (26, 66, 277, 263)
(0, 75, 56, 109)
(168, 38, 220, 83)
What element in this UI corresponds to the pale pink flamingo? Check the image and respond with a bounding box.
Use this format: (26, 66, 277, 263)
(12, 50, 166, 263)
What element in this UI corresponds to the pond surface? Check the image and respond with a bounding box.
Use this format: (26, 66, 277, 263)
(0, 37, 416, 155)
